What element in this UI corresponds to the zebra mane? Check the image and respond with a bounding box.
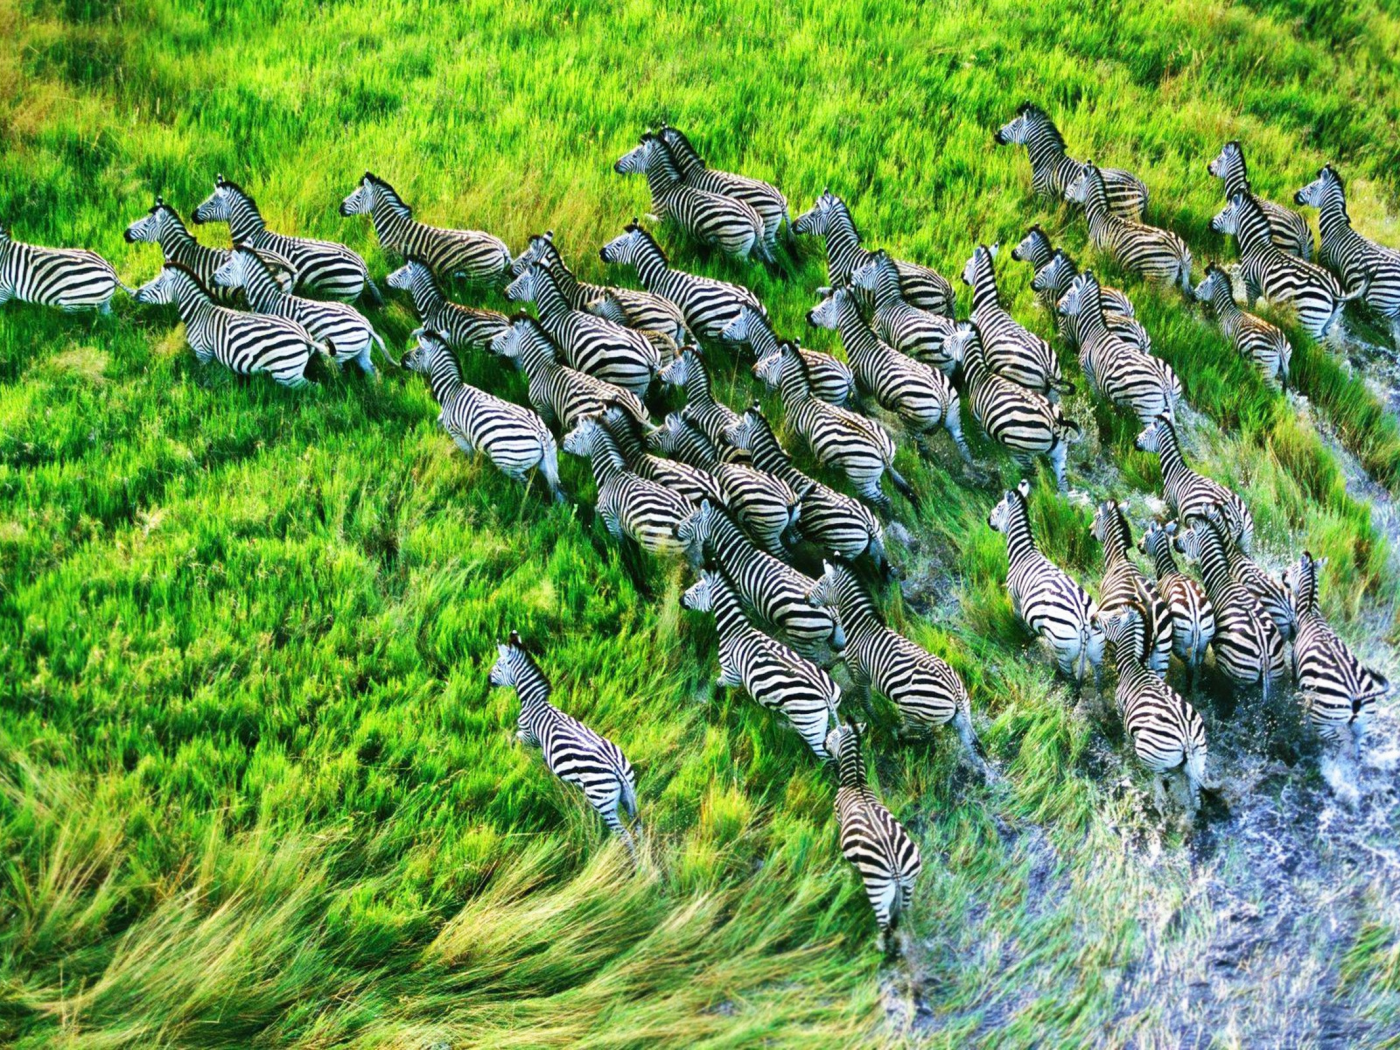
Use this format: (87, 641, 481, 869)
(1019, 102, 1066, 150)
(161, 260, 215, 297)
(363, 172, 412, 217)
(0, 223, 9, 242)
(214, 175, 257, 206)
(658, 124, 704, 166)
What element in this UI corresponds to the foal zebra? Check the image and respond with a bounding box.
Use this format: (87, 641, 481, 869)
(1206, 142, 1313, 259)
(1067, 163, 1193, 294)
(995, 103, 1149, 220)
(125, 198, 293, 305)
(489, 632, 639, 851)
(0, 224, 128, 312)
(1194, 265, 1292, 390)
(386, 258, 510, 352)
(1285, 552, 1390, 757)
(1138, 522, 1215, 688)
(1091, 501, 1173, 675)
(656, 348, 748, 462)
(1134, 415, 1254, 553)
(825, 722, 922, 954)
(615, 135, 768, 262)
(1012, 234, 1150, 353)
(682, 570, 841, 760)
(961, 243, 1072, 399)
(134, 264, 322, 388)
(850, 251, 959, 373)
(722, 305, 856, 406)
(403, 328, 564, 501)
(657, 125, 789, 256)
(339, 172, 511, 284)
(792, 191, 955, 315)
(192, 175, 379, 302)
(988, 481, 1104, 688)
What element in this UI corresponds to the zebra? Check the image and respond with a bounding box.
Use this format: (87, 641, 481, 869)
(961, 243, 1072, 399)
(647, 412, 801, 555)
(133, 264, 322, 389)
(753, 342, 914, 515)
(597, 404, 727, 507)
(403, 328, 564, 501)
(508, 229, 689, 348)
(1138, 522, 1215, 689)
(212, 247, 383, 375)
(675, 500, 843, 666)
(1206, 142, 1313, 260)
(1295, 164, 1400, 346)
(125, 197, 294, 305)
(1067, 163, 1193, 293)
(995, 103, 1149, 220)
(825, 721, 922, 953)
(1204, 505, 1295, 641)
(656, 348, 748, 462)
(614, 134, 768, 262)
(563, 417, 692, 559)
(1173, 516, 1288, 698)
(1097, 604, 1210, 814)
(1193, 265, 1292, 390)
(682, 570, 841, 760)
(598, 223, 763, 343)
(988, 480, 1104, 687)
(1134, 415, 1255, 553)
(489, 315, 649, 433)
(506, 262, 661, 398)
(808, 561, 981, 757)
(807, 285, 970, 462)
(1012, 235, 1151, 353)
(1091, 500, 1173, 675)
(725, 406, 888, 572)
(338, 172, 511, 284)
(1285, 551, 1390, 757)
(386, 258, 510, 353)
(722, 305, 855, 406)
(191, 174, 379, 302)
(1058, 272, 1182, 425)
(657, 124, 788, 256)
(0, 224, 129, 312)
(849, 251, 959, 373)
(489, 631, 639, 851)
(791, 190, 955, 315)
(947, 323, 1081, 492)
(1211, 191, 1355, 342)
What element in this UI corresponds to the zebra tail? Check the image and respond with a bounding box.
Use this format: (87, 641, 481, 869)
(118, 279, 138, 297)
(887, 465, 919, 507)
(1178, 249, 1194, 296)
(619, 775, 639, 819)
(362, 278, 384, 307)
(1185, 742, 1209, 801)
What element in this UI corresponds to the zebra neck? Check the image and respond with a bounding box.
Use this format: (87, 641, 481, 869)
(1316, 193, 1355, 247)
(369, 196, 411, 246)
(587, 441, 622, 485)
(411, 274, 445, 319)
(1043, 150, 1080, 195)
(710, 583, 750, 637)
(709, 516, 749, 560)
(242, 268, 286, 312)
(174, 287, 215, 327)
(834, 589, 877, 634)
(684, 366, 717, 409)
(1210, 291, 1243, 331)
(1003, 516, 1038, 563)
(425, 357, 463, 405)
(631, 242, 670, 290)
(1146, 541, 1177, 579)
(837, 305, 880, 360)
(546, 260, 592, 309)
(1235, 211, 1275, 257)
(159, 220, 199, 258)
(514, 671, 553, 714)
(1154, 428, 1187, 481)
(228, 201, 267, 242)
(779, 363, 815, 405)
(1221, 167, 1249, 199)
(823, 206, 863, 279)
(747, 428, 793, 475)
(836, 753, 868, 788)
(970, 268, 1000, 314)
(1102, 535, 1132, 566)
(643, 152, 681, 197)
(532, 273, 571, 323)
(1194, 536, 1232, 595)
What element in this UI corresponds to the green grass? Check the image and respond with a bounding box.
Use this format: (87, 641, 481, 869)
(3, 1, 1400, 1046)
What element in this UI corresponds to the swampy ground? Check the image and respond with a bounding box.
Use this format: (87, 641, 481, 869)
(3, 1, 1400, 1046)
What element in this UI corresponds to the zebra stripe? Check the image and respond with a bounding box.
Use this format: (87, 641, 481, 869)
(0, 225, 126, 312)
(657, 125, 789, 254)
(386, 258, 510, 353)
(1203, 505, 1295, 641)
(960, 243, 1071, 398)
(1138, 522, 1216, 686)
(563, 418, 692, 558)
(722, 305, 855, 406)
(1134, 415, 1254, 553)
(1013, 235, 1150, 353)
(655, 348, 749, 462)
(1067, 164, 1192, 293)
(1206, 143, 1313, 260)
(1090, 501, 1173, 675)
(598, 405, 727, 507)
(1194, 265, 1292, 390)
(850, 251, 958, 373)
(995, 103, 1148, 219)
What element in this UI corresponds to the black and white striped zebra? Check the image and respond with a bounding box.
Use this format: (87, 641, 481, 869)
(1211, 191, 1355, 342)
(615, 135, 768, 262)
(385, 258, 510, 353)
(1194, 265, 1292, 390)
(675, 500, 843, 667)
(192, 175, 379, 302)
(1138, 522, 1215, 688)
(1091, 501, 1173, 675)
(825, 722, 922, 952)
(657, 125, 789, 256)
(1295, 164, 1400, 346)
(655, 348, 748, 462)
(807, 285, 970, 462)
(1059, 272, 1182, 425)
(791, 191, 955, 315)
(598, 404, 727, 507)
(682, 570, 841, 760)
(403, 328, 564, 501)
(722, 305, 855, 406)
(563, 417, 692, 559)
(753, 342, 914, 515)
(1134, 415, 1254, 553)
(1097, 604, 1209, 813)
(338, 172, 511, 284)
(1285, 551, 1390, 756)
(506, 262, 661, 399)
(489, 632, 639, 850)
(1204, 505, 1295, 641)
(947, 324, 1081, 492)
(1206, 142, 1313, 260)
(489, 315, 649, 432)
(212, 247, 383, 375)
(961, 243, 1072, 399)
(0, 224, 129, 312)
(133, 264, 322, 389)
(995, 103, 1149, 220)
(725, 406, 888, 573)
(850, 250, 959, 373)
(988, 481, 1104, 686)
(598, 223, 763, 343)
(1012, 232, 1150, 353)
(808, 561, 980, 757)
(1067, 163, 1193, 293)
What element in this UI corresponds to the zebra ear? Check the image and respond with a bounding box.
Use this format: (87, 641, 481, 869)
(1017, 479, 1031, 499)
(855, 721, 868, 738)
(988, 242, 1000, 259)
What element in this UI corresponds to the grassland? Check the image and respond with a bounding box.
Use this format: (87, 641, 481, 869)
(3, 1, 1400, 1046)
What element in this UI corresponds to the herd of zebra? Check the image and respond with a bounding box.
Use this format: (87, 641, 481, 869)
(2, 107, 1395, 950)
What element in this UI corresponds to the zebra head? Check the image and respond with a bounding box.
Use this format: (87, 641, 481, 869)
(806, 285, 845, 329)
(657, 350, 694, 389)
(823, 722, 867, 775)
(987, 480, 1032, 535)
(1171, 523, 1204, 564)
(133, 263, 203, 305)
(1294, 165, 1343, 209)
(614, 136, 657, 175)
(1031, 250, 1075, 300)
(960, 244, 997, 288)
(656, 125, 704, 170)
(210, 247, 254, 291)
(1056, 271, 1096, 319)
(1206, 141, 1246, 184)
(1097, 604, 1147, 664)
(1138, 520, 1175, 560)
(1193, 265, 1232, 306)
(751, 347, 786, 390)
(401, 328, 453, 374)
(1282, 551, 1324, 618)
(339, 172, 384, 217)
(385, 258, 428, 292)
(489, 630, 535, 689)
(1210, 194, 1245, 236)
(850, 250, 897, 295)
(489, 315, 535, 361)
(1090, 500, 1133, 553)
(1010, 225, 1053, 267)
(1133, 417, 1165, 455)
(504, 264, 539, 303)
(941, 321, 979, 370)
(561, 416, 602, 458)
(680, 572, 715, 614)
(191, 175, 239, 225)
(124, 198, 178, 244)
(723, 404, 763, 452)
(675, 499, 719, 566)
(599, 224, 645, 266)
(792, 191, 836, 237)
(1063, 164, 1092, 205)
(994, 102, 1045, 146)
(509, 230, 556, 278)
(721, 303, 770, 346)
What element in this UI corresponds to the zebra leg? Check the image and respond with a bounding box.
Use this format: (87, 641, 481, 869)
(885, 464, 919, 507)
(859, 480, 895, 519)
